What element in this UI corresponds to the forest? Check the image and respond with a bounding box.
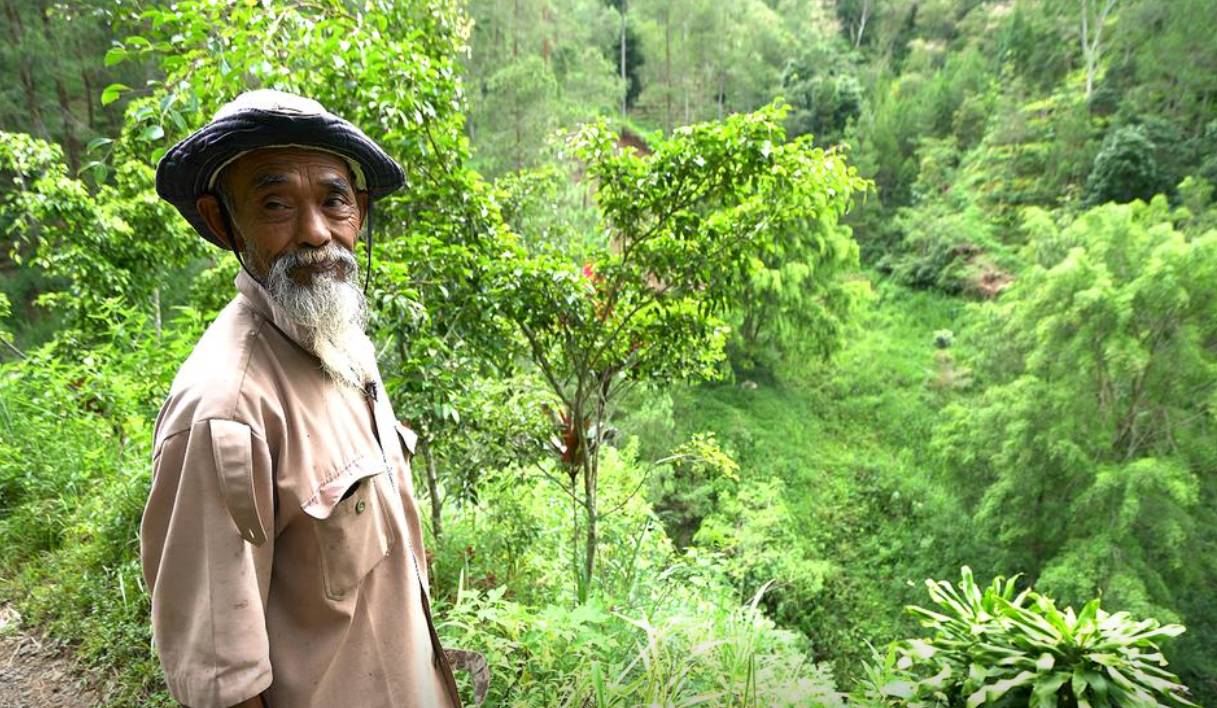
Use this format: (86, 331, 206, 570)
(1, 0, 1215, 705)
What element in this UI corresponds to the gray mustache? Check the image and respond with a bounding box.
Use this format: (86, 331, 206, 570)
(272, 244, 358, 274)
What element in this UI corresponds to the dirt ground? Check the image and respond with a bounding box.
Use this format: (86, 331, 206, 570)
(0, 605, 99, 708)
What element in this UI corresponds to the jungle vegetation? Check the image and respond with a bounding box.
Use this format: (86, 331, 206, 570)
(1, 0, 1214, 705)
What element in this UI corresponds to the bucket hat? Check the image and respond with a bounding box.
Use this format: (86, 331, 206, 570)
(155, 89, 405, 248)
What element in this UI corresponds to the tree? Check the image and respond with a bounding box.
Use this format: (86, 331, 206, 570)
(633, 0, 790, 131)
(1080, 0, 1118, 101)
(780, 36, 863, 145)
(0, 130, 204, 335)
(463, 0, 623, 176)
(602, 0, 645, 113)
(935, 197, 1217, 645)
(106, 0, 526, 547)
(1083, 125, 1168, 206)
(0, 0, 149, 171)
(498, 102, 867, 601)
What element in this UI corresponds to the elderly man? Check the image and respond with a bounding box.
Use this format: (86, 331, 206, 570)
(141, 90, 461, 708)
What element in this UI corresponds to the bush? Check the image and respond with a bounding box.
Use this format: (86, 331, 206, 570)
(1083, 126, 1169, 207)
(863, 567, 1196, 707)
(0, 306, 205, 705)
(437, 575, 843, 706)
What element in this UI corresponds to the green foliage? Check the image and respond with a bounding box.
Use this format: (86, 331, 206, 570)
(868, 567, 1195, 707)
(0, 131, 203, 333)
(777, 30, 862, 146)
(935, 199, 1217, 691)
(1083, 126, 1169, 207)
(645, 431, 739, 548)
(0, 303, 206, 705)
(625, 282, 984, 685)
(427, 443, 841, 705)
(498, 101, 864, 599)
(2, 0, 1216, 703)
(439, 577, 843, 706)
(695, 477, 834, 621)
(464, 0, 623, 176)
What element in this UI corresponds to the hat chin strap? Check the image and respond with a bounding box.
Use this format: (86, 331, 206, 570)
(216, 196, 267, 286)
(363, 202, 374, 295)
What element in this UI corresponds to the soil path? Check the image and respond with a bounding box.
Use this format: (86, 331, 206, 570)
(0, 605, 99, 708)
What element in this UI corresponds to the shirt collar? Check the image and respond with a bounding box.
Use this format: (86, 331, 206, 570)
(234, 268, 314, 352)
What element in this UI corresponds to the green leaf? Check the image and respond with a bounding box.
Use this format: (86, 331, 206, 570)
(100, 83, 130, 106)
(1031, 672, 1070, 707)
(103, 46, 127, 67)
(140, 124, 166, 142)
(967, 670, 1036, 707)
(880, 681, 914, 698)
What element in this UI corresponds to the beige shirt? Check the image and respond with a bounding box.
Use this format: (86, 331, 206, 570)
(140, 270, 461, 708)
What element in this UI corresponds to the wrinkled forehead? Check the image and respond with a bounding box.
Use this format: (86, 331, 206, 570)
(212, 145, 364, 194)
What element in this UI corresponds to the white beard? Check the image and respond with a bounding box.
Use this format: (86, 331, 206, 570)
(262, 243, 377, 390)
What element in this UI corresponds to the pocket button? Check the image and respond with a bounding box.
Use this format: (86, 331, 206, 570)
(355, 500, 367, 514)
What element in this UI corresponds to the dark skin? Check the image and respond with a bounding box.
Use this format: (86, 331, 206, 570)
(194, 147, 369, 708)
(196, 147, 369, 283)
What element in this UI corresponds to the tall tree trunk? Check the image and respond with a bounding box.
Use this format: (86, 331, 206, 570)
(717, 71, 724, 119)
(682, 22, 690, 125)
(664, 5, 673, 133)
(511, 0, 519, 58)
(1081, 0, 1119, 101)
(582, 458, 597, 602)
(40, 1, 79, 173)
(619, 0, 627, 116)
(541, 2, 550, 66)
(81, 67, 95, 130)
(3, 0, 45, 137)
(852, 0, 871, 49)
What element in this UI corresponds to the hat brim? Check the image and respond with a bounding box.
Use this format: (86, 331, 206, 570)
(156, 108, 405, 247)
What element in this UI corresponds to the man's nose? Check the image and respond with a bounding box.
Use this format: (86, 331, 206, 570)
(296, 203, 332, 248)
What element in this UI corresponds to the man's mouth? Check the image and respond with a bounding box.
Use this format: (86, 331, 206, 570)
(289, 258, 346, 284)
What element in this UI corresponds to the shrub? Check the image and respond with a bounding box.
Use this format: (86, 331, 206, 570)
(865, 567, 1196, 707)
(1083, 126, 1169, 207)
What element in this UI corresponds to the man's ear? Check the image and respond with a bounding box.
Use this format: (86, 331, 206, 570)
(196, 194, 242, 251)
(355, 191, 369, 231)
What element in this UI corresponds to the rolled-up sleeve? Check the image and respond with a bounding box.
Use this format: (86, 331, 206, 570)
(140, 418, 275, 708)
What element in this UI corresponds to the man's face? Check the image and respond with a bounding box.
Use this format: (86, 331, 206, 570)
(196, 146, 377, 387)
(197, 147, 369, 282)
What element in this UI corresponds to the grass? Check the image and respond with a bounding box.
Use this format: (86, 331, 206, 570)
(625, 279, 984, 681)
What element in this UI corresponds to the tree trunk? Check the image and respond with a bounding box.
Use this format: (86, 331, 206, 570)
(582, 453, 597, 603)
(717, 71, 724, 120)
(664, 5, 673, 133)
(419, 437, 443, 539)
(511, 0, 519, 58)
(1081, 0, 1118, 101)
(81, 68, 95, 130)
(3, 0, 45, 137)
(541, 3, 550, 66)
(153, 286, 162, 338)
(39, 1, 79, 172)
(852, 0, 871, 50)
(619, 0, 627, 116)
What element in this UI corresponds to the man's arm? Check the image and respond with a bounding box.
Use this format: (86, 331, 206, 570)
(140, 419, 276, 708)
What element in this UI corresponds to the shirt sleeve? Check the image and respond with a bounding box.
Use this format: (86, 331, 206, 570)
(140, 418, 275, 708)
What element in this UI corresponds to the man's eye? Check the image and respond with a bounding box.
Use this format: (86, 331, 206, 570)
(264, 201, 288, 210)
(325, 195, 351, 207)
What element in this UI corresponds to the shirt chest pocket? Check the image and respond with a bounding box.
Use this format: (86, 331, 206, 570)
(301, 456, 397, 601)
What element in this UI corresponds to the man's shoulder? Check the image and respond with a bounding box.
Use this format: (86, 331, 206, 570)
(155, 296, 281, 444)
